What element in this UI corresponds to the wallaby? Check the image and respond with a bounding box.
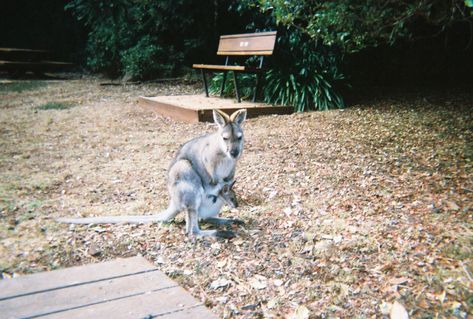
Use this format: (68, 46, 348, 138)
(57, 109, 247, 238)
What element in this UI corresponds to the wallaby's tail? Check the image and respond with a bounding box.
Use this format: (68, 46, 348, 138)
(56, 207, 178, 225)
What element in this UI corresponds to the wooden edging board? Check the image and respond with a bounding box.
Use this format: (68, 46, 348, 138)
(139, 94, 293, 123)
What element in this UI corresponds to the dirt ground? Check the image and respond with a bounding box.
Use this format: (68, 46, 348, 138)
(0, 76, 472, 318)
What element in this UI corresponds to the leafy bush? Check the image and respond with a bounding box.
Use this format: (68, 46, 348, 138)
(66, 0, 245, 80)
(120, 36, 182, 79)
(263, 31, 345, 111)
(84, 20, 121, 76)
(65, 0, 126, 76)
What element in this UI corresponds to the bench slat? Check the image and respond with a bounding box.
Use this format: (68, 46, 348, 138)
(0, 48, 49, 53)
(0, 60, 73, 66)
(219, 31, 277, 39)
(217, 50, 274, 56)
(192, 64, 263, 72)
(217, 31, 276, 56)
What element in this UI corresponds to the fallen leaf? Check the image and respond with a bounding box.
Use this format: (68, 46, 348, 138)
(390, 301, 409, 319)
(210, 278, 232, 290)
(288, 305, 310, 319)
(445, 200, 460, 211)
(274, 279, 284, 287)
(267, 299, 278, 309)
(389, 277, 409, 285)
(250, 275, 267, 290)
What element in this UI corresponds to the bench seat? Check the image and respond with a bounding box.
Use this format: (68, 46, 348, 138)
(192, 64, 264, 73)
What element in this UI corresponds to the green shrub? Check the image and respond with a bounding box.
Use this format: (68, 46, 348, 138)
(120, 36, 183, 79)
(66, 0, 236, 80)
(84, 19, 121, 76)
(263, 31, 345, 111)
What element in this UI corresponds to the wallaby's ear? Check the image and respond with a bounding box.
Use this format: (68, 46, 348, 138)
(230, 109, 247, 125)
(213, 109, 230, 127)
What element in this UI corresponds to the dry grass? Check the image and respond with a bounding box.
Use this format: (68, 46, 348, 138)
(0, 77, 472, 318)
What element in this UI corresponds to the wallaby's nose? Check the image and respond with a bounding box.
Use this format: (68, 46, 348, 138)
(230, 150, 239, 158)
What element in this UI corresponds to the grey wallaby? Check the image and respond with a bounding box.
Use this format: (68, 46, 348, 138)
(57, 109, 247, 239)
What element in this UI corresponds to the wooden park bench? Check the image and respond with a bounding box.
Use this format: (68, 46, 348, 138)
(0, 47, 73, 76)
(193, 31, 277, 103)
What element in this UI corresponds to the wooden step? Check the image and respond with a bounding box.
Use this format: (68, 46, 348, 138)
(0, 256, 218, 319)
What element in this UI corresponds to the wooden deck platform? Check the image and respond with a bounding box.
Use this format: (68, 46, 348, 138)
(139, 94, 293, 123)
(0, 256, 217, 319)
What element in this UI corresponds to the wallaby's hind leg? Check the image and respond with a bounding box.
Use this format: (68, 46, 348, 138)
(186, 208, 235, 239)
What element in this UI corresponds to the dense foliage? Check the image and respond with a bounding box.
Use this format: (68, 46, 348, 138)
(65, 0, 239, 78)
(251, 0, 473, 53)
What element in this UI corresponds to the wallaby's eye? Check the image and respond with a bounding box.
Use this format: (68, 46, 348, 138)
(237, 136, 242, 141)
(223, 137, 229, 141)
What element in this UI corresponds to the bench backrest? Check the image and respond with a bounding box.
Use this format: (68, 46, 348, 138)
(217, 31, 277, 56)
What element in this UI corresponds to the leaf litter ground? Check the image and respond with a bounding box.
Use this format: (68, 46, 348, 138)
(0, 77, 471, 318)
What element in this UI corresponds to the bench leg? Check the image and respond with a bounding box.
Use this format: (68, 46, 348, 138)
(220, 71, 227, 97)
(201, 69, 209, 97)
(233, 71, 241, 103)
(252, 73, 262, 102)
